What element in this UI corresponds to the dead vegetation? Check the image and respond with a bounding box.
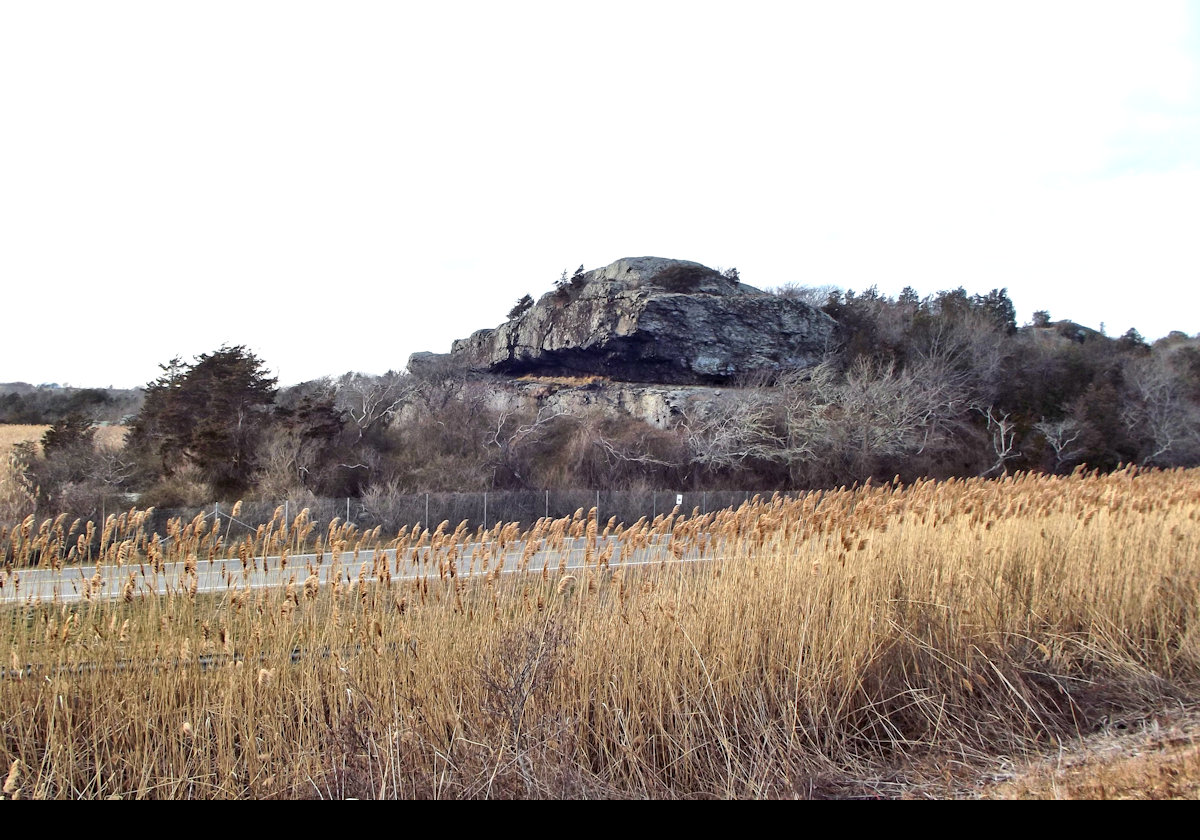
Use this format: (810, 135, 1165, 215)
(1, 466, 1198, 798)
(515, 374, 610, 388)
(974, 705, 1200, 799)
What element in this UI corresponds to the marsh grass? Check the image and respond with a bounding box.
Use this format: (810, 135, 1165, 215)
(2, 467, 1199, 798)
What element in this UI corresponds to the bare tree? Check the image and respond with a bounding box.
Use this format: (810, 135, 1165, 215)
(522, 407, 683, 488)
(255, 429, 324, 499)
(680, 391, 777, 471)
(1121, 354, 1200, 466)
(913, 308, 1009, 402)
(330, 370, 416, 439)
(977, 405, 1019, 477)
(771, 283, 841, 307)
(405, 353, 479, 420)
(772, 358, 971, 485)
(486, 406, 573, 486)
(589, 427, 680, 470)
(1033, 416, 1084, 473)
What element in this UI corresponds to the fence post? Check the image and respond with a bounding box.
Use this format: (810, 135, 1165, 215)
(596, 489, 600, 524)
(652, 491, 656, 520)
(545, 489, 549, 520)
(425, 493, 430, 528)
(346, 497, 350, 524)
(483, 492, 487, 531)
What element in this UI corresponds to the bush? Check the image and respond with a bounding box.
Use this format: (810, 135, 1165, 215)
(648, 264, 720, 293)
(508, 294, 534, 320)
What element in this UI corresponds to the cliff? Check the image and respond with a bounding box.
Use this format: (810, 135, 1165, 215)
(417, 257, 836, 385)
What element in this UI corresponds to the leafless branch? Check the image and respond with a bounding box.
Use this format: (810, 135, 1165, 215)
(1033, 417, 1083, 472)
(977, 405, 1018, 477)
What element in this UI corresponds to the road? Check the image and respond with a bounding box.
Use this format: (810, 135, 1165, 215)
(0, 535, 703, 605)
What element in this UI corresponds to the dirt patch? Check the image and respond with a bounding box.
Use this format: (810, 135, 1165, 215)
(979, 705, 1200, 799)
(883, 704, 1200, 799)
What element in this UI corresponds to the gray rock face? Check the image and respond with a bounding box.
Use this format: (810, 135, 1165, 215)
(487, 378, 719, 429)
(443, 257, 836, 384)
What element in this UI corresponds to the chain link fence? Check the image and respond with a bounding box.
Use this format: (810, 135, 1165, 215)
(142, 488, 803, 542)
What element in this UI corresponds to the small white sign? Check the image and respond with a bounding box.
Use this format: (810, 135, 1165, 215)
(676, 494, 683, 506)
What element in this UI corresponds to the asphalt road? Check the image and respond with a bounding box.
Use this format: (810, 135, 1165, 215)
(0, 535, 702, 605)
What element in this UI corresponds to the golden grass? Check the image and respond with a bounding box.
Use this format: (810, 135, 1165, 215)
(94, 426, 128, 451)
(0, 426, 42, 523)
(0, 424, 50, 453)
(0, 424, 128, 523)
(982, 709, 1200, 799)
(1, 467, 1198, 799)
(516, 374, 609, 387)
(0, 423, 127, 455)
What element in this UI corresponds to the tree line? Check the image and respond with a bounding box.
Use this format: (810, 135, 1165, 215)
(10, 284, 1200, 521)
(0, 385, 141, 426)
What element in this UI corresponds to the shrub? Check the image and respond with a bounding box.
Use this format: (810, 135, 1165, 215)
(648, 263, 720, 293)
(508, 295, 534, 320)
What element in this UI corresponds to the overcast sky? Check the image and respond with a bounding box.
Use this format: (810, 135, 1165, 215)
(2, 1, 1198, 389)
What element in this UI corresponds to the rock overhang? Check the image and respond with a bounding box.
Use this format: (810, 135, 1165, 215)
(414, 257, 837, 386)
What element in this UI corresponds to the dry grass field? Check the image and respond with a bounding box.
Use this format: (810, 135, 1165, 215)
(0, 424, 51, 453)
(0, 426, 43, 523)
(1, 467, 1199, 799)
(0, 424, 127, 522)
(0, 423, 127, 454)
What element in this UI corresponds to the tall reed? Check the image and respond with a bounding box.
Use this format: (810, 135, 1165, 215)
(2, 467, 1198, 798)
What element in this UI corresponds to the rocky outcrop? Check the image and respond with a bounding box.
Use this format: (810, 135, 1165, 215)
(433, 257, 836, 385)
(492, 378, 723, 429)
(394, 374, 735, 431)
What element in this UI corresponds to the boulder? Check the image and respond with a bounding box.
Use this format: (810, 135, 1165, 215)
(438, 257, 836, 384)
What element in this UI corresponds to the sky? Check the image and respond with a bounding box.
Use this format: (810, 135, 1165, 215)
(2, 1, 1198, 389)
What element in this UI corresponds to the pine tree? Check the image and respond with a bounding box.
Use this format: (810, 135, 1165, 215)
(128, 345, 277, 496)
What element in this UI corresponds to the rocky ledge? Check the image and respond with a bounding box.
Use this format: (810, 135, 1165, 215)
(417, 257, 836, 385)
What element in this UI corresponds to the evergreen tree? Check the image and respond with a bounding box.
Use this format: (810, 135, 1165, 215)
(128, 345, 277, 496)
